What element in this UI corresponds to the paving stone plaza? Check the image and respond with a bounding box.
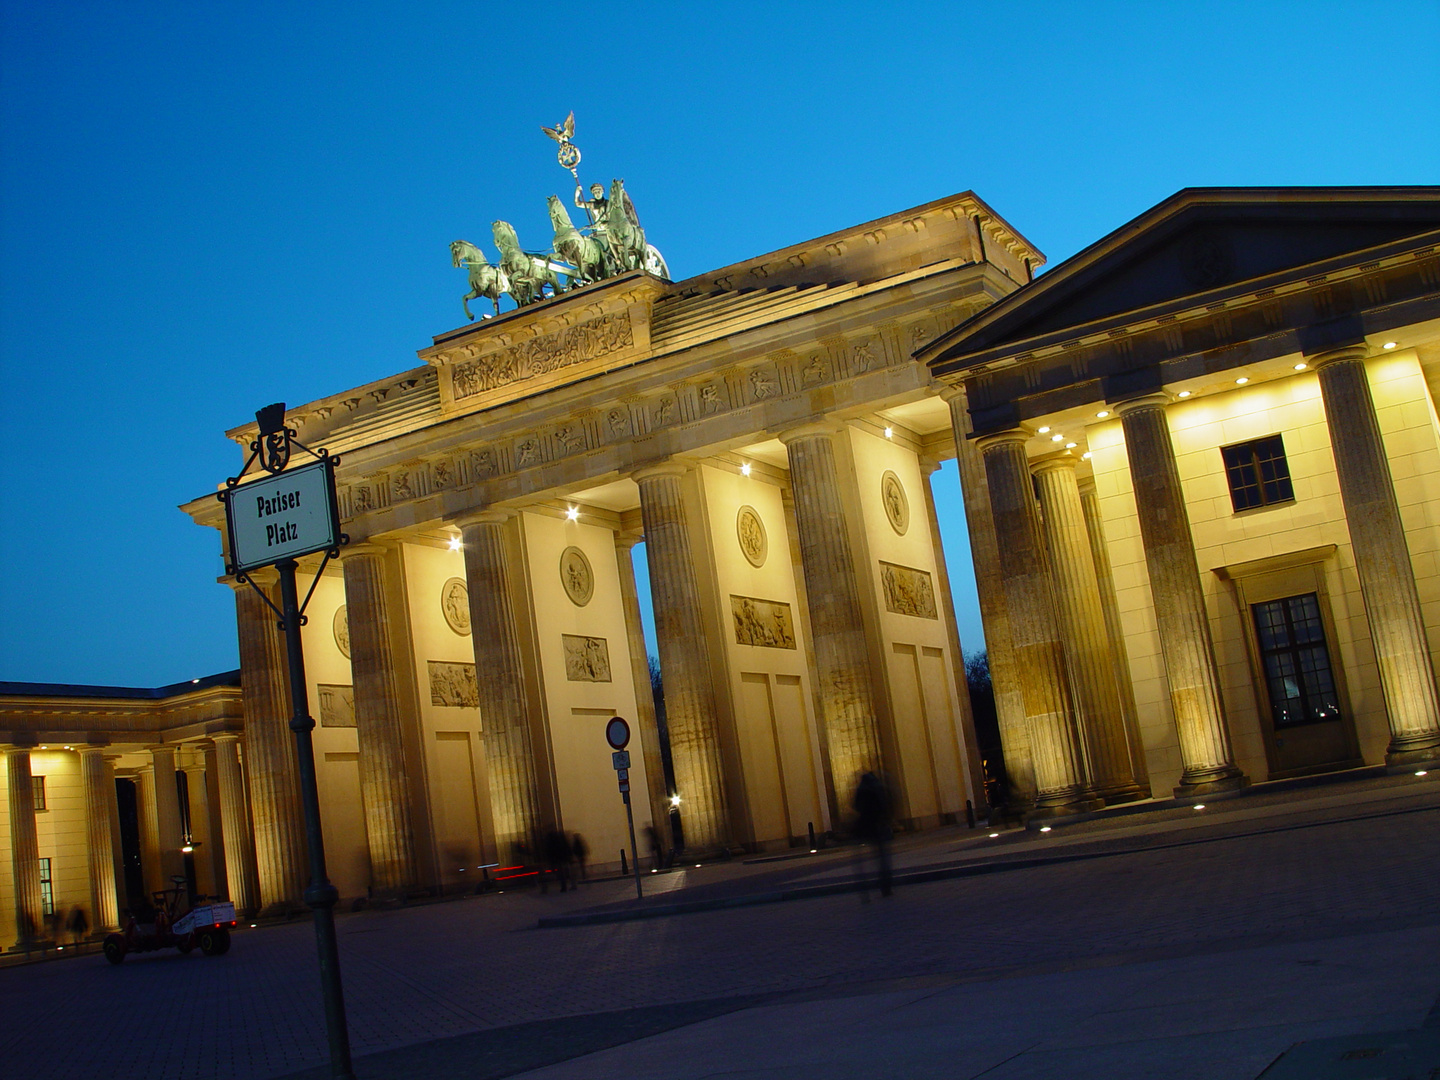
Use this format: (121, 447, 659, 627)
(2, 772, 1436, 1079)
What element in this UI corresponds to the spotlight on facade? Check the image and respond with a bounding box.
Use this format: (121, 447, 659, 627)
(670, 794, 681, 808)
(741, 462, 751, 476)
(1235, 376, 1249, 385)
(989, 832, 999, 838)
(1384, 341, 1397, 349)
(182, 844, 194, 853)
(39, 745, 46, 750)
(565, 507, 579, 521)
(1040, 826, 1052, 833)
(1082, 452, 1092, 460)
(1177, 390, 1192, 398)
(1096, 410, 1109, 419)
(1193, 804, 1205, 811)
(1051, 434, 1064, 442)
(1294, 363, 1308, 371)
(448, 536, 461, 551)
(884, 427, 893, 439)
(1066, 442, 1077, 449)
(1037, 426, 1051, 434)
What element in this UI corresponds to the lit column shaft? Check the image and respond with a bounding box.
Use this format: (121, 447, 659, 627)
(341, 546, 421, 892)
(7, 750, 45, 944)
(978, 430, 1093, 814)
(212, 733, 259, 911)
(943, 388, 1036, 807)
(1116, 395, 1244, 795)
(634, 464, 730, 853)
(1314, 347, 1440, 765)
(80, 748, 120, 931)
(149, 747, 186, 885)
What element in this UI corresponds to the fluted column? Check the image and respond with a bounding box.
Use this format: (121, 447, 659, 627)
(7, 750, 45, 944)
(943, 388, 1036, 807)
(341, 545, 420, 892)
(1314, 347, 1440, 765)
(234, 579, 308, 909)
(195, 744, 225, 901)
(212, 733, 259, 911)
(1080, 484, 1150, 791)
(1117, 395, 1245, 795)
(149, 747, 186, 887)
(978, 430, 1094, 815)
(615, 530, 672, 850)
(135, 765, 162, 897)
(460, 512, 544, 859)
(80, 748, 120, 931)
(633, 465, 730, 852)
(920, 456, 988, 811)
(1033, 454, 1143, 803)
(781, 426, 883, 794)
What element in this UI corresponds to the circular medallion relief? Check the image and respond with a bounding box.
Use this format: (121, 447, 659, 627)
(560, 546, 594, 607)
(333, 605, 351, 658)
(441, 577, 471, 636)
(736, 505, 767, 568)
(881, 471, 910, 536)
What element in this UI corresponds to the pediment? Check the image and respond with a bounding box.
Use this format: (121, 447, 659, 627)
(925, 187, 1440, 367)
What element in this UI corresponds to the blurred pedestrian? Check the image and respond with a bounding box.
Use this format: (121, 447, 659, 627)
(540, 828, 573, 894)
(645, 824, 665, 871)
(852, 771, 894, 898)
(67, 905, 88, 944)
(571, 833, 589, 883)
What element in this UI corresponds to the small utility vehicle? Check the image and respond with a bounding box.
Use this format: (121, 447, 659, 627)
(104, 876, 237, 963)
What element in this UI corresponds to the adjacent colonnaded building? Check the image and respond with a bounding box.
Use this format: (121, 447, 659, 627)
(3, 186, 1439, 936)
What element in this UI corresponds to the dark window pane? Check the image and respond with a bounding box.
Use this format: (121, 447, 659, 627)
(1252, 592, 1341, 728)
(1223, 434, 1294, 512)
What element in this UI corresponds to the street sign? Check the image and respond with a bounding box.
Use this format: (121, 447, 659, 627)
(611, 750, 630, 770)
(222, 459, 340, 574)
(605, 716, 630, 750)
(616, 768, 629, 781)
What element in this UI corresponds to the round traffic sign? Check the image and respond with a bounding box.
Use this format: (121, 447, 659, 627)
(605, 716, 630, 750)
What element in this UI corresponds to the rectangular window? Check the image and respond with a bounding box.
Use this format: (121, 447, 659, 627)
(33, 775, 46, 812)
(1252, 593, 1342, 728)
(1222, 434, 1294, 511)
(39, 858, 54, 917)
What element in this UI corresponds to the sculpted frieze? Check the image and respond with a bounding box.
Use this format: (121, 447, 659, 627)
(880, 561, 938, 619)
(450, 311, 634, 401)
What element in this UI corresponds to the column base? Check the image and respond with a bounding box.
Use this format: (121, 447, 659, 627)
(1173, 769, 1248, 800)
(1095, 782, 1149, 806)
(1026, 794, 1105, 821)
(1385, 732, 1440, 769)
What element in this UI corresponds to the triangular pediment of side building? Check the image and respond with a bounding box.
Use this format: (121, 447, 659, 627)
(925, 187, 1440, 367)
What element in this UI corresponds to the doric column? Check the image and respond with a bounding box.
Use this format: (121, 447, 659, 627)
(780, 426, 883, 795)
(234, 579, 308, 909)
(977, 430, 1095, 815)
(212, 733, 259, 912)
(942, 388, 1036, 807)
(80, 747, 120, 931)
(134, 765, 162, 898)
(1116, 395, 1245, 795)
(149, 747, 186, 886)
(615, 530, 672, 850)
(1313, 347, 1440, 765)
(920, 456, 988, 811)
(195, 744, 225, 901)
(7, 750, 45, 945)
(633, 464, 730, 853)
(460, 511, 544, 859)
(341, 545, 420, 892)
(1032, 455, 1143, 803)
(1079, 484, 1150, 792)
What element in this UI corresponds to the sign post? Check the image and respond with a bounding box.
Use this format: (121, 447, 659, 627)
(218, 403, 354, 1080)
(606, 717, 643, 900)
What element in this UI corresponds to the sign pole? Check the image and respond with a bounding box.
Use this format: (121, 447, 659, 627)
(277, 557, 355, 1080)
(623, 789, 642, 900)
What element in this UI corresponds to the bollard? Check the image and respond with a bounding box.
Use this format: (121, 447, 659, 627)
(620, 848, 628, 876)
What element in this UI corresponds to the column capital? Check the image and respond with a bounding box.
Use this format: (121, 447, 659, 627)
(630, 460, 691, 484)
(1030, 450, 1081, 476)
(453, 508, 515, 530)
(614, 528, 643, 552)
(212, 731, 242, 746)
(974, 427, 1029, 454)
(1113, 393, 1172, 416)
(935, 381, 968, 405)
(1307, 344, 1370, 368)
(339, 541, 390, 560)
(777, 421, 844, 446)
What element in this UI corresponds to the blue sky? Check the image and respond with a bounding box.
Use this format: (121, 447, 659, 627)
(2, 1, 1437, 686)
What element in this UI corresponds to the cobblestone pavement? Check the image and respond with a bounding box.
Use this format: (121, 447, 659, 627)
(1, 778, 1436, 1080)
